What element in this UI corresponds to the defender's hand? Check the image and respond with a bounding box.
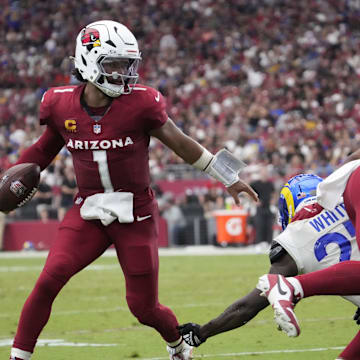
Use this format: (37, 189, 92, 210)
(177, 323, 206, 347)
(227, 179, 259, 205)
(354, 307, 360, 325)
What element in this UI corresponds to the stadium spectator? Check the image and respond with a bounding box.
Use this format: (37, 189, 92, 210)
(201, 186, 226, 216)
(34, 177, 53, 223)
(248, 165, 276, 244)
(159, 192, 186, 246)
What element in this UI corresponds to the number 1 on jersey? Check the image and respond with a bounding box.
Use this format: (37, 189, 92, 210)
(93, 150, 114, 192)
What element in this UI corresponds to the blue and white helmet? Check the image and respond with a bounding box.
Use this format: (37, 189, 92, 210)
(278, 173, 323, 230)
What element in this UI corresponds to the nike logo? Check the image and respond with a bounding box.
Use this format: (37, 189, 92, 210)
(286, 306, 295, 315)
(277, 276, 288, 296)
(154, 92, 160, 102)
(137, 214, 152, 222)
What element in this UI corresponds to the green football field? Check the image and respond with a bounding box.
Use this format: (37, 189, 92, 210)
(0, 252, 356, 359)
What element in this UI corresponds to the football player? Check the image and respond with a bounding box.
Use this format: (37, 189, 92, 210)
(8, 20, 258, 360)
(178, 173, 360, 359)
(257, 159, 360, 360)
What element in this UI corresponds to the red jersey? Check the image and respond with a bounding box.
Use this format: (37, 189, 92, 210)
(39, 84, 167, 199)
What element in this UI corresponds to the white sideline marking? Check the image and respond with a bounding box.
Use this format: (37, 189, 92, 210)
(0, 264, 120, 272)
(0, 338, 117, 347)
(0, 245, 270, 272)
(0, 244, 270, 259)
(0, 339, 344, 356)
(139, 346, 345, 359)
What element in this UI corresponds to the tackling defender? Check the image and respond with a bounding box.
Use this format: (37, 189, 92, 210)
(178, 173, 360, 357)
(7, 20, 258, 360)
(258, 159, 360, 360)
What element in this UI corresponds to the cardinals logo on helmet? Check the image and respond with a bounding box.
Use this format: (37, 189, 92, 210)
(81, 28, 101, 49)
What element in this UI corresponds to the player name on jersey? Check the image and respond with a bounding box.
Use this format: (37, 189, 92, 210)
(308, 203, 347, 233)
(66, 137, 134, 150)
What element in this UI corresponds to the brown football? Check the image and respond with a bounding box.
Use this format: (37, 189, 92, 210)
(0, 163, 41, 212)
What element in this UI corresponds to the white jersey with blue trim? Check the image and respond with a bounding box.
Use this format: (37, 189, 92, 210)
(274, 202, 360, 307)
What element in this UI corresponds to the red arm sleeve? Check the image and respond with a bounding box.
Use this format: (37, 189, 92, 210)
(16, 126, 65, 171)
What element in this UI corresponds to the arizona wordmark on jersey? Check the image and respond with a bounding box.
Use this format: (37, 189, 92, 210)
(66, 137, 134, 150)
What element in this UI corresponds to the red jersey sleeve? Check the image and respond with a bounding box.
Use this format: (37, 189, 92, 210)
(144, 89, 168, 132)
(39, 89, 53, 125)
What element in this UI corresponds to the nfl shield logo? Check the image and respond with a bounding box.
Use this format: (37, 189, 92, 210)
(93, 124, 101, 134)
(10, 180, 27, 198)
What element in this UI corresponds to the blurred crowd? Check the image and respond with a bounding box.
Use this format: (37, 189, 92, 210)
(1, 0, 360, 229)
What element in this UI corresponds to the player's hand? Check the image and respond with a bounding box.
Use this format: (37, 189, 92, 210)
(354, 307, 360, 325)
(177, 323, 206, 347)
(227, 179, 259, 205)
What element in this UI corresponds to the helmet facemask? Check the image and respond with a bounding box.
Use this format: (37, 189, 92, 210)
(96, 56, 141, 95)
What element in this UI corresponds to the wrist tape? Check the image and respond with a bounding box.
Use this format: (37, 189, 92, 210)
(192, 148, 247, 187)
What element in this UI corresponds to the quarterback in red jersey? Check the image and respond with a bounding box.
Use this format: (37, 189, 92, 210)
(9, 20, 258, 360)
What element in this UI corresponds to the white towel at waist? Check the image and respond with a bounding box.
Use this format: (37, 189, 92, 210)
(316, 159, 360, 210)
(80, 192, 134, 226)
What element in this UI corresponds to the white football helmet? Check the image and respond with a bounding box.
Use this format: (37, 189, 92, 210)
(73, 20, 141, 97)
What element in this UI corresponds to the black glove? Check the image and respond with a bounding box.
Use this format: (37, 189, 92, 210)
(354, 307, 360, 325)
(177, 323, 206, 347)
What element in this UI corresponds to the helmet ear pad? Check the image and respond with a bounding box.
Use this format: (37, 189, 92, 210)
(73, 20, 141, 97)
(278, 174, 323, 230)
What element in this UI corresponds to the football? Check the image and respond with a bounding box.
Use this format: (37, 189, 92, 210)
(0, 163, 41, 213)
